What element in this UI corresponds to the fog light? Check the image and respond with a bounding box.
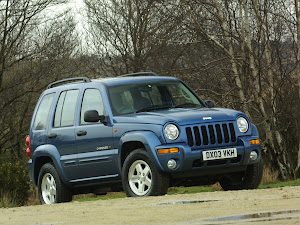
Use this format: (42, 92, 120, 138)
(167, 159, 177, 169)
(250, 151, 258, 160)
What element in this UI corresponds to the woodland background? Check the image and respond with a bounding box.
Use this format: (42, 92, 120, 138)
(1, 0, 300, 205)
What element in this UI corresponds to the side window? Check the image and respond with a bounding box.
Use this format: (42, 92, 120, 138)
(54, 90, 79, 127)
(81, 89, 104, 125)
(54, 91, 66, 127)
(34, 93, 55, 130)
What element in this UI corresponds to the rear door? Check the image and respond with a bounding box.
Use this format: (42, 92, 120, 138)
(47, 89, 80, 180)
(74, 87, 118, 181)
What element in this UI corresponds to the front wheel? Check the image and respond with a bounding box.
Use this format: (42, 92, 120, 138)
(122, 149, 169, 197)
(38, 163, 72, 204)
(219, 160, 263, 191)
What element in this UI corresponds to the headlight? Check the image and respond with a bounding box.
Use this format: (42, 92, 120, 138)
(164, 124, 179, 140)
(237, 117, 248, 133)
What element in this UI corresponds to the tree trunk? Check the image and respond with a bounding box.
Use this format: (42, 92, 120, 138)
(244, 0, 292, 179)
(294, 0, 300, 176)
(188, 0, 250, 116)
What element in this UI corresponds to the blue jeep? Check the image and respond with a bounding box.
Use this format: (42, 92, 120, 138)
(26, 72, 263, 204)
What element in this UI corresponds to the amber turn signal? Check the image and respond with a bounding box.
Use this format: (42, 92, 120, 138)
(157, 148, 179, 154)
(250, 139, 260, 145)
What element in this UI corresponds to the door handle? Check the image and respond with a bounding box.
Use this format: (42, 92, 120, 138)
(77, 130, 87, 136)
(48, 133, 57, 139)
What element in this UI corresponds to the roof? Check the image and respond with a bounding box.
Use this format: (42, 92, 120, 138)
(92, 76, 179, 86)
(46, 72, 180, 90)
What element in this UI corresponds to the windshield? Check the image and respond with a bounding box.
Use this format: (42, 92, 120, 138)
(108, 80, 204, 115)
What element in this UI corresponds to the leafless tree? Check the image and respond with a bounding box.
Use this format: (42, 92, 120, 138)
(84, 0, 189, 76)
(180, 0, 300, 179)
(0, 2, 82, 161)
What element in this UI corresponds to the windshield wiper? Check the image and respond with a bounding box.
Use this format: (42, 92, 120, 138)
(174, 103, 201, 108)
(136, 105, 172, 113)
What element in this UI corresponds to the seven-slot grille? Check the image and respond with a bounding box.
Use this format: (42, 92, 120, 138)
(186, 122, 236, 148)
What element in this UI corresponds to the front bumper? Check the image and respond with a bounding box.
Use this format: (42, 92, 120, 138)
(154, 136, 261, 177)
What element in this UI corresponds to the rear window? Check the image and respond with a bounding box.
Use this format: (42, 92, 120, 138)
(34, 93, 55, 130)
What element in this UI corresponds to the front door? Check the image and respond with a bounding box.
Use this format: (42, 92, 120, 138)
(75, 88, 118, 181)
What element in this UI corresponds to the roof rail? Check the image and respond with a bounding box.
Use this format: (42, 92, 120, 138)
(118, 72, 159, 77)
(47, 77, 91, 89)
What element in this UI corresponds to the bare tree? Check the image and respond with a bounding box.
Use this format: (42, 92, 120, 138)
(0, 3, 82, 161)
(84, 0, 187, 76)
(181, 0, 300, 179)
(0, 0, 69, 89)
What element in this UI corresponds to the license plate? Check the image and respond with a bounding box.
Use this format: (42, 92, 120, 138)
(202, 148, 237, 161)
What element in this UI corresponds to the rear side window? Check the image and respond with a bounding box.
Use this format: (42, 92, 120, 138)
(54, 90, 79, 127)
(34, 93, 55, 130)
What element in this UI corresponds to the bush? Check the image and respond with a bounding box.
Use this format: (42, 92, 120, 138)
(261, 167, 279, 185)
(0, 162, 30, 207)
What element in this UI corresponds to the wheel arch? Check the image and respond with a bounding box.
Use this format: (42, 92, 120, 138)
(32, 144, 69, 186)
(119, 131, 164, 172)
(120, 141, 145, 168)
(34, 156, 53, 185)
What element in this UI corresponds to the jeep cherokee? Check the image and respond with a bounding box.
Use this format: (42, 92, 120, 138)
(26, 72, 263, 204)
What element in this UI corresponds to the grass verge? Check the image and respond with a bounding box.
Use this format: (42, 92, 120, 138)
(258, 179, 300, 189)
(73, 179, 300, 203)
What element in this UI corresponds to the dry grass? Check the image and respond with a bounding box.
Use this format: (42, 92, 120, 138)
(25, 185, 40, 206)
(261, 167, 279, 185)
(211, 182, 223, 191)
(0, 191, 17, 208)
(72, 193, 96, 201)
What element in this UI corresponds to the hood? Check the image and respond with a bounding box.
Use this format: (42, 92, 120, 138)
(113, 107, 245, 126)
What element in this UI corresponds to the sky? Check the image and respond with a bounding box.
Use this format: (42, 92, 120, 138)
(65, 0, 86, 26)
(44, 0, 89, 50)
(46, 0, 86, 25)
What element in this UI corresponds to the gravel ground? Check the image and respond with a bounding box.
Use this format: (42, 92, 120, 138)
(1, 186, 300, 225)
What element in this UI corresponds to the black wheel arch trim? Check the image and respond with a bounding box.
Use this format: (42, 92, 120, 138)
(32, 144, 70, 187)
(119, 131, 165, 173)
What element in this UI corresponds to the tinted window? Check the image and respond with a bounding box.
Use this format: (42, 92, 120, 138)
(167, 82, 200, 106)
(81, 89, 104, 125)
(54, 91, 66, 127)
(34, 93, 55, 130)
(108, 81, 203, 115)
(54, 90, 79, 127)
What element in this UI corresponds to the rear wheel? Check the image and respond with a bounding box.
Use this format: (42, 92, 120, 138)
(219, 160, 263, 191)
(38, 163, 72, 204)
(122, 149, 169, 197)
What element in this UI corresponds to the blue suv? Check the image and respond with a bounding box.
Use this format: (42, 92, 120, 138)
(26, 72, 263, 204)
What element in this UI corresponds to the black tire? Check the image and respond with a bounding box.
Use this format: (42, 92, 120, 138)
(219, 160, 263, 191)
(38, 163, 72, 204)
(122, 148, 170, 197)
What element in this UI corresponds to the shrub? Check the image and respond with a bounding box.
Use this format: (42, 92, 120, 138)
(0, 162, 30, 207)
(261, 166, 279, 185)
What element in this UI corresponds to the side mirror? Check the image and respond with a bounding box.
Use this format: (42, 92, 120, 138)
(84, 110, 107, 124)
(205, 100, 215, 108)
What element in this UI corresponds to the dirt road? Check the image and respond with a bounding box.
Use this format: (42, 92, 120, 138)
(1, 186, 300, 225)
